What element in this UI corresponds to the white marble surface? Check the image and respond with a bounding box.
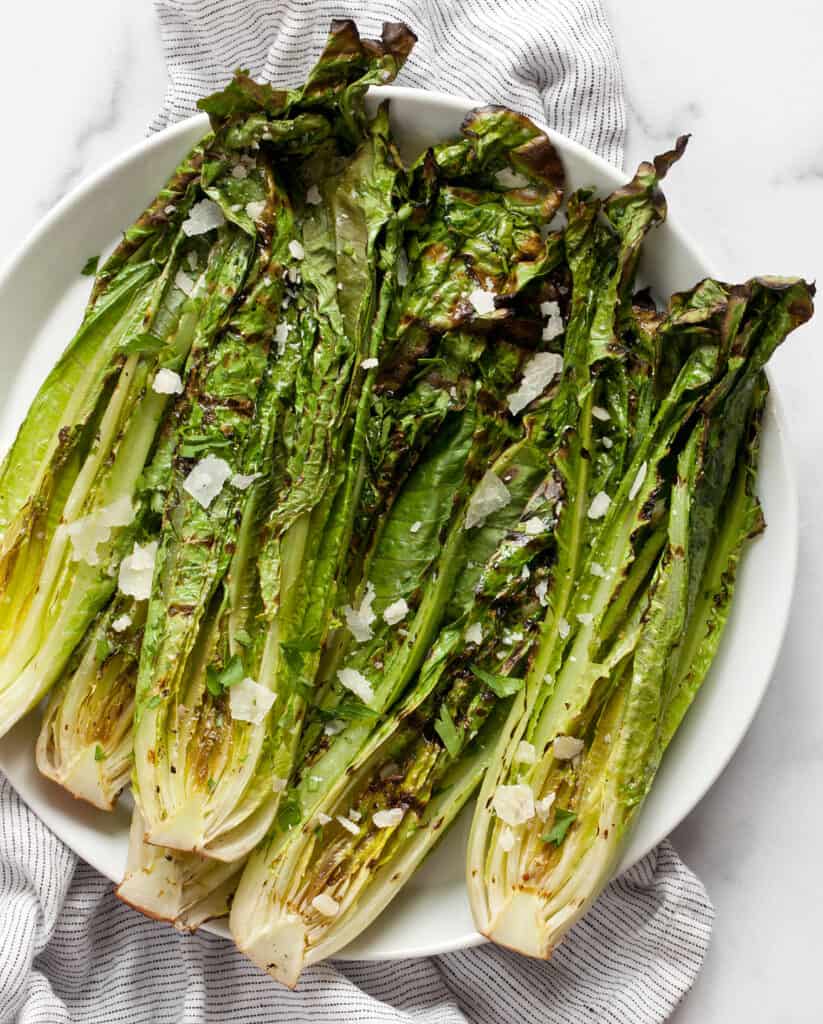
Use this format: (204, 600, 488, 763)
(1, 3, 820, 1020)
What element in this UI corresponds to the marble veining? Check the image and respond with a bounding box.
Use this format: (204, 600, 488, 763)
(623, 92, 704, 145)
(771, 150, 823, 185)
(1, 2, 821, 1020)
(37, 35, 129, 217)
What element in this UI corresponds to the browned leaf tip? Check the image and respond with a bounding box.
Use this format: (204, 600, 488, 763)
(325, 19, 366, 59)
(514, 133, 565, 213)
(380, 22, 418, 62)
(460, 105, 565, 212)
(653, 134, 690, 180)
(328, 18, 416, 65)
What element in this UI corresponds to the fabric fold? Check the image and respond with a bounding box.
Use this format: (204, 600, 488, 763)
(149, 0, 625, 167)
(1, 773, 711, 1023)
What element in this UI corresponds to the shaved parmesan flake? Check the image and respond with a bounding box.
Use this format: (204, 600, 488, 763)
(181, 198, 225, 237)
(245, 200, 265, 222)
(492, 784, 535, 826)
(336, 814, 360, 835)
(499, 827, 516, 852)
(101, 497, 138, 525)
(152, 368, 183, 395)
(230, 472, 261, 490)
(311, 893, 340, 917)
(495, 167, 529, 188)
(323, 719, 345, 737)
(542, 311, 565, 341)
(274, 320, 292, 354)
(535, 580, 549, 606)
(591, 562, 606, 578)
(305, 184, 322, 205)
(348, 809, 362, 822)
(557, 616, 570, 638)
(231, 163, 248, 180)
(553, 735, 584, 760)
(288, 239, 305, 260)
(183, 455, 232, 509)
(465, 471, 511, 530)
(67, 498, 135, 566)
(383, 598, 409, 626)
(507, 352, 563, 415)
(523, 516, 545, 535)
(337, 667, 374, 705)
(520, 564, 530, 580)
(396, 248, 409, 285)
(342, 582, 377, 643)
(588, 491, 611, 519)
(64, 516, 111, 557)
(592, 405, 611, 422)
(516, 740, 536, 764)
(373, 807, 405, 829)
(540, 298, 565, 340)
(465, 622, 483, 645)
(229, 677, 275, 724)
(187, 250, 198, 272)
(112, 614, 132, 633)
(316, 812, 332, 825)
(118, 541, 158, 601)
(577, 612, 594, 626)
(602, 437, 614, 449)
(410, 521, 423, 534)
(535, 793, 556, 820)
(174, 269, 195, 296)
(360, 357, 379, 370)
(629, 461, 648, 501)
(468, 287, 496, 315)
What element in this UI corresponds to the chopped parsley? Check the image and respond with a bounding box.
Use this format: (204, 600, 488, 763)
(205, 654, 245, 697)
(541, 808, 577, 846)
(434, 704, 461, 758)
(470, 664, 525, 698)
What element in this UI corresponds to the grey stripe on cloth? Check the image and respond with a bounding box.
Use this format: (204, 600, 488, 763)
(0, 4, 714, 1022)
(0, 776, 712, 1024)
(149, 0, 626, 167)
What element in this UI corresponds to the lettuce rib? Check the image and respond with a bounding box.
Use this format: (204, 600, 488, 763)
(468, 267, 813, 955)
(0, 219, 235, 736)
(36, 596, 142, 810)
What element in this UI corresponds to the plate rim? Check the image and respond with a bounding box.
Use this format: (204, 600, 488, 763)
(0, 86, 800, 961)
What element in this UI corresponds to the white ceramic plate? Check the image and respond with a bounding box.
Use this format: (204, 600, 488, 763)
(0, 88, 798, 961)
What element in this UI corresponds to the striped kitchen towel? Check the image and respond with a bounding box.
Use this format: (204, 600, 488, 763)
(149, 0, 626, 167)
(0, 776, 712, 1023)
(0, 3, 714, 1022)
